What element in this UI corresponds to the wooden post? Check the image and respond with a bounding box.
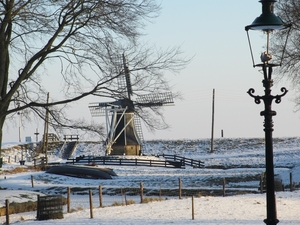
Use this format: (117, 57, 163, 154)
(124, 191, 127, 206)
(140, 182, 144, 203)
(89, 190, 93, 219)
(8, 156, 10, 163)
(179, 178, 182, 199)
(222, 178, 226, 197)
(192, 196, 195, 220)
(67, 187, 71, 213)
(5, 199, 9, 225)
(99, 186, 103, 207)
(15, 155, 17, 162)
(37, 195, 40, 219)
(260, 174, 264, 194)
(121, 189, 124, 205)
(290, 172, 293, 192)
(31, 175, 34, 188)
(159, 183, 162, 200)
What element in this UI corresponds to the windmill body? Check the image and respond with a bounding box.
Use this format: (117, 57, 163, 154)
(109, 110, 142, 155)
(89, 54, 174, 155)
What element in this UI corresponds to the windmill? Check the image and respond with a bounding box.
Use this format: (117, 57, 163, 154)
(89, 54, 174, 155)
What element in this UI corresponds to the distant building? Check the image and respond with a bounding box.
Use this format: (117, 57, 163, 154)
(25, 136, 32, 142)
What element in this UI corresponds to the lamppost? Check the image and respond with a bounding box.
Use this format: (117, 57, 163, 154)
(245, 1, 291, 225)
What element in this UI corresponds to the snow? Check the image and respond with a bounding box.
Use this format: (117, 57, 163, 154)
(0, 191, 299, 224)
(0, 138, 300, 224)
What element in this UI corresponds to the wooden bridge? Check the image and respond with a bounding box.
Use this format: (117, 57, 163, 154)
(66, 156, 184, 168)
(66, 154, 204, 169)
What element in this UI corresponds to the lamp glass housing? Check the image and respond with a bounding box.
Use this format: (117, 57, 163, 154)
(245, 0, 290, 32)
(245, 0, 291, 67)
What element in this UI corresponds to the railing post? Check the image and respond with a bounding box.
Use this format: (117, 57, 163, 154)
(192, 196, 195, 220)
(121, 189, 124, 205)
(290, 172, 293, 192)
(37, 195, 40, 219)
(179, 178, 182, 199)
(67, 187, 71, 213)
(223, 178, 226, 197)
(260, 174, 264, 194)
(31, 175, 34, 188)
(89, 190, 93, 219)
(99, 186, 103, 207)
(140, 182, 144, 203)
(159, 183, 162, 200)
(5, 199, 9, 225)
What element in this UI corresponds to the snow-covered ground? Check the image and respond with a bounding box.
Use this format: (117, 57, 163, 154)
(1, 191, 300, 225)
(0, 138, 300, 224)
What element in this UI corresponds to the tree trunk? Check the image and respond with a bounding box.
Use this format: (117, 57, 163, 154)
(0, 115, 7, 158)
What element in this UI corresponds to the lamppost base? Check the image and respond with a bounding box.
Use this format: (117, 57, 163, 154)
(264, 218, 279, 225)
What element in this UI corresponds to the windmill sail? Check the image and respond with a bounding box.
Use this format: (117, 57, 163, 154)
(136, 92, 174, 107)
(122, 54, 133, 98)
(116, 54, 132, 99)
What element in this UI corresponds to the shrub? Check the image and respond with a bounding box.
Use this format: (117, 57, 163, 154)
(126, 199, 135, 205)
(111, 201, 124, 206)
(70, 206, 83, 213)
(143, 197, 162, 203)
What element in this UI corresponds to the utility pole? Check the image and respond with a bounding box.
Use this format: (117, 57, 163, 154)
(42, 93, 50, 164)
(211, 89, 215, 153)
(18, 111, 22, 142)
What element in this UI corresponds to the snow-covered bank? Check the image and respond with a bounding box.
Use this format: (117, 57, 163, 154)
(1, 138, 300, 224)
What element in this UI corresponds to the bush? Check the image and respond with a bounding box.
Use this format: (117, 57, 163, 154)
(111, 199, 135, 206)
(143, 197, 162, 203)
(70, 206, 84, 213)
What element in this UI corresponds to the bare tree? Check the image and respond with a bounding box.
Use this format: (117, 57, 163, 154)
(271, 0, 300, 108)
(0, 0, 189, 157)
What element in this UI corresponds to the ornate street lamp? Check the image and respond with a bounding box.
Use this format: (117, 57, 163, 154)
(245, 1, 291, 225)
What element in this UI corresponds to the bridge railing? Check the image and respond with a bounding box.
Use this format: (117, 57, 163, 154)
(66, 157, 184, 169)
(159, 154, 204, 168)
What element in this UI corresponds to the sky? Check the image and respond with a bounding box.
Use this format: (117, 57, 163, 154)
(3, 0, 300, 142)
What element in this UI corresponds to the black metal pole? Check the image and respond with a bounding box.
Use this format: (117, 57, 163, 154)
(262, 65, 278, 225)
(247, 64, 287, 225)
